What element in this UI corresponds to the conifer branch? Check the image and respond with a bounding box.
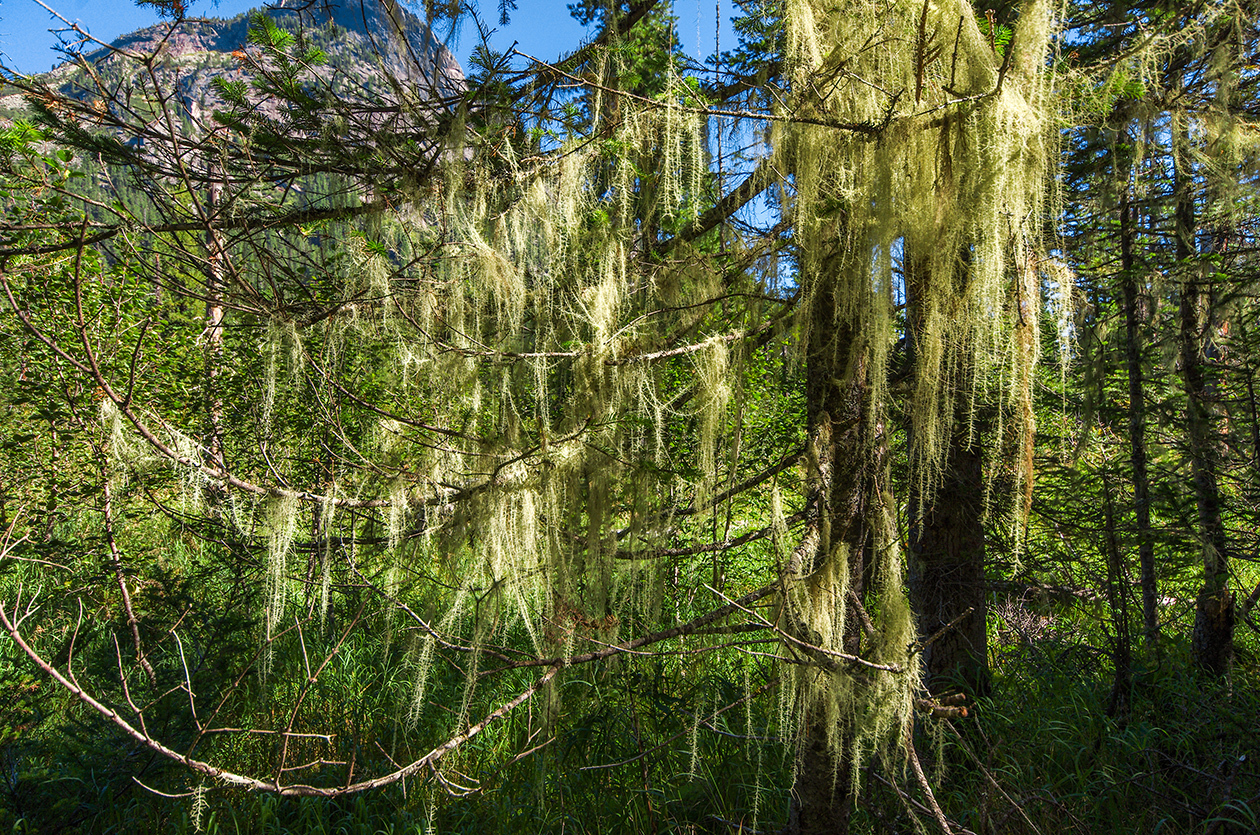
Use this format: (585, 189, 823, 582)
(0, 592, 561, 797)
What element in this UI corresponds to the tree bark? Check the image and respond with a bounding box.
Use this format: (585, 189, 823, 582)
(1102, 474, 1131, 719)
(910, 427, 988, 698)
(788, 254, 882, 835)
(905, 254, 989, 699)
(1118, 184, 1160, 647)
(1173, 114, 1234, 675)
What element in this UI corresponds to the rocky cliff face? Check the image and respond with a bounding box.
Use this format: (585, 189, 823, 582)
(1, 0, 463, 122)
(97, 0, 463, 97)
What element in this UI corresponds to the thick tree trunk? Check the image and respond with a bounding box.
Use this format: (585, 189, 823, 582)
(1118, 186, 1160, 647)
(1102, 474, 1132, 719)
(788, 261, 881, 835)
(1173, 116, 1234, 674)
(905, 254, 989, 698)
(791, 706, 856, 835)
(909, 428, 988, 697)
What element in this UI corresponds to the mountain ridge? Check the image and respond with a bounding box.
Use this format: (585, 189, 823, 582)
(90, 0, 463, 92)
(1, 0, 464, 120)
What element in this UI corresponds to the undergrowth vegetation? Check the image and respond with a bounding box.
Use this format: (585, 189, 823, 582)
(2, 0, 1259, 832)
(2, 436, 1257, 834)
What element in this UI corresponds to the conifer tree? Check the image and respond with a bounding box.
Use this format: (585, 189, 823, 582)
(1059, 0, 1260, 675)
(0, 0, 1063, 829)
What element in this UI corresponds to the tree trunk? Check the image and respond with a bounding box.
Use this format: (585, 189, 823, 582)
(909, 427, 989, 698)
(791, 704, 856, 835)
(1102, 474, 1132, 720)
(1173, 114, 1234, 675)
(204, 174, 226, 472)
(788, 257, 882, 835)
(1118, 185, 1160, 647)
(905, 254, 990, 699)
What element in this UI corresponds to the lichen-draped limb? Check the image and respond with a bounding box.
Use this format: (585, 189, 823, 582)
(777, 0, 1056, 828)
(309, 64, 746, 721)
(782, 0, 1054, 511)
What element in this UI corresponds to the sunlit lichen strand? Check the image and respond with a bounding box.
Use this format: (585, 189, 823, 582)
(775, 0, 1056, 777)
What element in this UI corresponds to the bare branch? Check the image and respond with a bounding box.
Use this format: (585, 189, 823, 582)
(0, 598, 562, 796)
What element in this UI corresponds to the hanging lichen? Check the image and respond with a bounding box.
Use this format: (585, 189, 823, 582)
(259, 317, 304, 437)
(67, 0, 1063, 803)
(263, 492, 300, 645)
(100, 398, 153, 478)
(694, 336, 732, 505)
(776, 0, 1057, 773)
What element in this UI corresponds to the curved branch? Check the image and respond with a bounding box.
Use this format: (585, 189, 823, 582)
(0, 598, 559, 797)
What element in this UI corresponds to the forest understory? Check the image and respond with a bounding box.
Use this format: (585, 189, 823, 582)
(1, 0, 1259, 832)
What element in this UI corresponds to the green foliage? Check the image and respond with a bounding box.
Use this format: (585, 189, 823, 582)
(2, 0, 1259, 832)
(925, 614, 1260, 834)
(0, 121, 46, 166)
(248, 13, 298, 51)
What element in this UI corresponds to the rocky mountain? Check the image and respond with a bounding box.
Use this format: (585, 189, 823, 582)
(104, 0, 462, 93)
(1, 0, 464, 124)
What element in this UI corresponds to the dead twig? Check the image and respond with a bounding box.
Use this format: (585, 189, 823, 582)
(904, 718, 954, 835)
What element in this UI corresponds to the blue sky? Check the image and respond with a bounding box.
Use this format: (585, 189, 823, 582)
(1, 0, 735, 75)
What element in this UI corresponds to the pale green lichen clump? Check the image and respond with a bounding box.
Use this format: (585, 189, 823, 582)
(264, 493, 300, 646)
(332, 55, 723, 719)
(778, 0, 1056, 773)
(92, 0, 1058, 794)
